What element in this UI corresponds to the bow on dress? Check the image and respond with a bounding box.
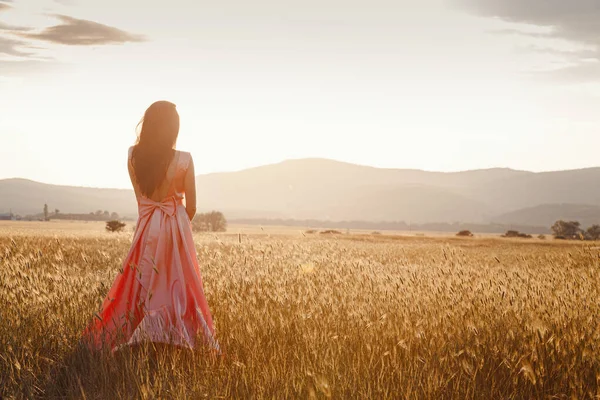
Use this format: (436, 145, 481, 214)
(138, 196, 181, 218)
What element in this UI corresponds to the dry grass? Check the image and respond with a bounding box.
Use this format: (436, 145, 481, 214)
(1, 228, 600, 399)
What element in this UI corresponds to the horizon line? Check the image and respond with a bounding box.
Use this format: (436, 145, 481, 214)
(2, 157, 600, 190)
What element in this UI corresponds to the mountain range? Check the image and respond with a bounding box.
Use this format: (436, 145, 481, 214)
(1, 158, 599, 228)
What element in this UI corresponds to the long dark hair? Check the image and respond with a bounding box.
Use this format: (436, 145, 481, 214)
(132, 101, 180, 197)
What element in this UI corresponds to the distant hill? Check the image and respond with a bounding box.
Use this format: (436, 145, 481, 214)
(0, 178, 136, 218)
(194, 159, 528, 222)
(466, 168, 600, 212)
(1, 158, 600, 228)
(492, 204, 600, 228)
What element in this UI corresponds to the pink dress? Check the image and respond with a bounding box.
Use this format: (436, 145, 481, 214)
(83, 150, 219, 352)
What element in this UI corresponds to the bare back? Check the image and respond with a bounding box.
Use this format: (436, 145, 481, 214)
(128, 146, 197, 219)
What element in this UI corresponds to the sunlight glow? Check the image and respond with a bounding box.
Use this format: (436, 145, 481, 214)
(1, 0, 599, 188)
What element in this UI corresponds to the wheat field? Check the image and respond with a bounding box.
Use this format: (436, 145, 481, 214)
(1, 223, 600, 399)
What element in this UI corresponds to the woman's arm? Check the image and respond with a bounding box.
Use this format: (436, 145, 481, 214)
(127, 147, 141, 202)
(184, 155, 197, 221)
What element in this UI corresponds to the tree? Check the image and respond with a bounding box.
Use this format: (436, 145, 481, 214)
(551, 220, 582, 240)
(192, 211, 227, 232)
(456, 230, 474, 237)
(106, 220, 126, 233)
(54, 208, 60, 215)
(502, 230, 532, 239)
(586, 225, 600, 241)
(43, 204, 49, 221)
(110, 212, 120, 220)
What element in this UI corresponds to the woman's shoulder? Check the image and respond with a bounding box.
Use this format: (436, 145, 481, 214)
(175, 150, 193, 169)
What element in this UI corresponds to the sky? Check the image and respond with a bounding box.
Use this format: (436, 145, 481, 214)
(1, 0, 600, 188)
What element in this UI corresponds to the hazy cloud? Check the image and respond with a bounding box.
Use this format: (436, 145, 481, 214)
(486, 29, 553, 40)
(21, 14, 145, 45)
(536, 62, 600, 83)
(0, 22, 33, 32)
(0, 36, 32, 56)
(454, 0, 600, 81)
(0, 2, 34, 57)
(0, 2, 33, 31)
(1, 11, 144, 79)
(454, 0, 600, 45)
(513, 44, 598, 62)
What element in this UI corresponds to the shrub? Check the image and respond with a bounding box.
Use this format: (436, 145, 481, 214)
(192, 211, 227, 232)
(502, 230, 532, 239)
(305, 230, 317, 234)
(538, 234, 546, 240)
(320, 230, 342, 235)
(456, 230, 474, 237)
(371, 231, 382, 235)
(105, 220, 126, 233)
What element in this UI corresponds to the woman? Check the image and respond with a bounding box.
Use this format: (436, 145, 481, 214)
(83, 101, 219, 353)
